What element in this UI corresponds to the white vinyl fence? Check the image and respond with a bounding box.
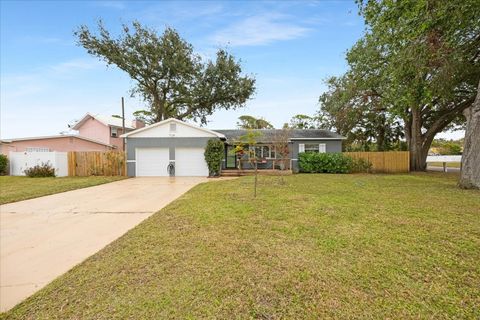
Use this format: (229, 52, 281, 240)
(9, 151, 68, 177)
(426, 155, 462, 172)
(426, 155, 462, 163)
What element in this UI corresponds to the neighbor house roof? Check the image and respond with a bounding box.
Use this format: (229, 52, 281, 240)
(214, 129, 345, 142)
(71, 113, 134, 130)
(2, 134, 115, 147)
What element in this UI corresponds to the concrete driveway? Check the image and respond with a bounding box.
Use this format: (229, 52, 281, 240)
(0, 177, 208, 312)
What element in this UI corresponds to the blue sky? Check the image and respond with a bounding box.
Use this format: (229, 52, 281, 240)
(0, 0, 461, 139)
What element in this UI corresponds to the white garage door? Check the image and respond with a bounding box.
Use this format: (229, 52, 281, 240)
(136, 148, 170, 176)
(175, 148, 208, 177)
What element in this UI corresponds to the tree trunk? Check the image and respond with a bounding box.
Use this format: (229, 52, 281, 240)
(459, 81, 480, 189)
(376, 124, 386, 151)
(408, 107, 428, 171)
(152, 94, 164, 122)
(376, 111, 386, 151)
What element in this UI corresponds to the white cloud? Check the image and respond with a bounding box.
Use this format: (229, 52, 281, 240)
(20, 36, 63, 44)
(138, 2, 224, 25)
(167, 3, 224, 20)
(206, 74, 324, 130)
(210, 13, 310, 47)
(48, 58, 102, 74)
(1, 58, 102, 99)
(0, 55, 141, 138)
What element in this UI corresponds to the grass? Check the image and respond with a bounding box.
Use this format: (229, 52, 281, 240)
(0, 176, 127, 204)
(427, 162, 461, 168)
(2, 173, 479, 319)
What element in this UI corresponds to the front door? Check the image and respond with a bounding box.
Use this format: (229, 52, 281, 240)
(226, 145, 237, 169)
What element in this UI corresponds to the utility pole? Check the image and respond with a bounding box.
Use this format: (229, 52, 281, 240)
(121, 97, 125, 151)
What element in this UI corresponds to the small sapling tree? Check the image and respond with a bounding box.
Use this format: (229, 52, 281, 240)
(272, 127, 291, 184)
(234, 130, 262, 197)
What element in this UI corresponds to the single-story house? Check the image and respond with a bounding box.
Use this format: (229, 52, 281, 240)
(1, 113, 146, 156)
(0, 134, 115, 155)
(121, 118, 345, 177)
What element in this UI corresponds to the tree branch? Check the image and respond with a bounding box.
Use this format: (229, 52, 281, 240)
(423, 96, 475, 147)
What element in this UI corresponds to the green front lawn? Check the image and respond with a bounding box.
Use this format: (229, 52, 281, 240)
(0, 176, 127, 205)
(3, 173, 479, 319)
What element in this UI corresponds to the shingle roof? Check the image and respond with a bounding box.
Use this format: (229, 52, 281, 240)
(71, 113, 134, 130)
(94, 115, 134, 129)
(1, 134, 115, 147)
(213, 129, 345, 142)
(121, 118, 225, 138)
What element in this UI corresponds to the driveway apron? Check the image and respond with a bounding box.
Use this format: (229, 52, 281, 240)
(0, 177, 208, 312)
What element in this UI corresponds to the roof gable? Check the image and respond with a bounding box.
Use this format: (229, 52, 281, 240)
(2, 134, 114, 147)
(121, 118, 225, 138)
(71, 113, 134, 130)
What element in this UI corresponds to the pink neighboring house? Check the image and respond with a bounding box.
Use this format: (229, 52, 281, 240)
(71, 113, 144, 149)
(0, 135, 114, 155)
(0, 113, 145, 155)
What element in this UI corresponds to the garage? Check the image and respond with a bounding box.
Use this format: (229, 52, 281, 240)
(175, 148, 209, 176)
(122, 118, 225, 177)
(136, 147, 208, 177)
(136, 148, 170, 176)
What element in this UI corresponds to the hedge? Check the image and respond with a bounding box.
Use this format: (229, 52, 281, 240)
(298, 152, 371, 174)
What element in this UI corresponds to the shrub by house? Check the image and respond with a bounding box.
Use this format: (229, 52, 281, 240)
(204, 139, 225, 177)
(24, 162, 56, 177)
(298, 152, 371, 173)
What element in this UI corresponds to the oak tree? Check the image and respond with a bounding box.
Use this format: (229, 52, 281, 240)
(236, 115, 273, 129)
(287, 114, 319, 129)
(356, 0, 479, 170)
(75, 21, 256, 124)
(320, 0, 479, 169)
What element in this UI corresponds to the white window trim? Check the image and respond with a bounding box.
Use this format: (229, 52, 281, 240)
(300, 143, 327, 153)
(304, 143, 319, 153)
(319, 143, 326, 153)
(110, 127, 118, 138)
(250, 145, 276, 159)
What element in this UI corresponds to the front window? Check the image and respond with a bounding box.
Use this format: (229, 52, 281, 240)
(255, 146, 262, 158)
(304, 143, 319, 153)
(303, 143, 326, 153)
(250, 145, 275, 158)
(110, 127, 118, 138)
(270, 148, 276, 159)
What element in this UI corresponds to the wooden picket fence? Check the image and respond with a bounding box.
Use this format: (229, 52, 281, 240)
(68, 151, 126, 176)
(344, 151, 410, 173)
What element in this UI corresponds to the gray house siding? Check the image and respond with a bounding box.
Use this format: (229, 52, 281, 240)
(221, 143, 295, 170)
(126, 137, 214, 176)
(221, 139, 343, 172)
(290, 139, 343, 172)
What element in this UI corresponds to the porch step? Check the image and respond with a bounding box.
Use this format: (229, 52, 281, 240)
(220, 169, 292, 177)
(220, 170, 247, 177)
